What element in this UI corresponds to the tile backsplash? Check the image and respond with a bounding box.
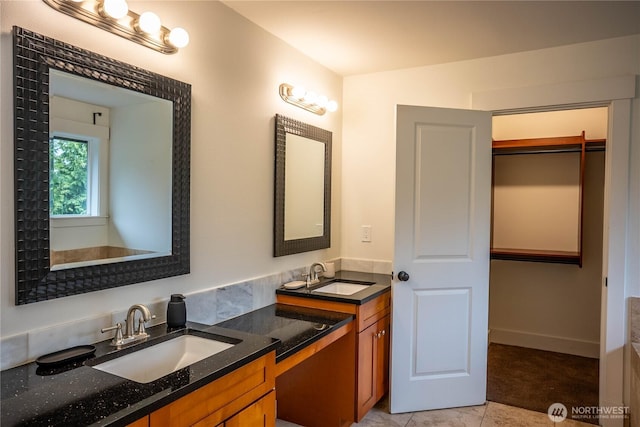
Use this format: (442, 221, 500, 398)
(1, 258, 391, 370)
(185, 266, 308, 326)
(630, 297, 640, 427)
(631, 297, 640, 344)
(342, 258, 392, 275)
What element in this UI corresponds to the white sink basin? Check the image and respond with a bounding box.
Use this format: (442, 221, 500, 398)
(312, 282, 370, 295)
(92, 335, 234, 383)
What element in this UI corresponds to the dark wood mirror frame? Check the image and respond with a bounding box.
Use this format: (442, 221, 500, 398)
(274, 114, 331, 257)
(13, 26, 191, 305)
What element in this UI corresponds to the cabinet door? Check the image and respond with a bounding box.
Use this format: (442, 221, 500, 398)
(375, 315, 390, 402)
(225, 390, 275, 427)
(358, 321, 377, 417)
(357, 316, 390, 420)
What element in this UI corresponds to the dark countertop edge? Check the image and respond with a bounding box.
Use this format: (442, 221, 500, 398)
(274, 310, 355, 363)
(275, 270, 392, 304)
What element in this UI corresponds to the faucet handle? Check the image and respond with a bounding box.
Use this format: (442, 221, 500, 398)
(101, 323, 123, 346)
(137, 314, 156, 335)
(137, 317, 146, 335)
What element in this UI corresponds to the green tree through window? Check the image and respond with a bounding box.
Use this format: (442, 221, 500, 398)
(49, 137, 88, 215)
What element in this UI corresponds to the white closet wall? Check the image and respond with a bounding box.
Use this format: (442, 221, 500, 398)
(489, 107, 607, 358)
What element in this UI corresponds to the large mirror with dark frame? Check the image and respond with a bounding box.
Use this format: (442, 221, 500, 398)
(274, 114, 331, 256)
(13, 26, 191, 305)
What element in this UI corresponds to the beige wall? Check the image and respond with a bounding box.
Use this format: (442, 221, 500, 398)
(0, 1, 342, 337)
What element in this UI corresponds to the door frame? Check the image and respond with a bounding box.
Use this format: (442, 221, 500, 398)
(472, 75, 635, 427)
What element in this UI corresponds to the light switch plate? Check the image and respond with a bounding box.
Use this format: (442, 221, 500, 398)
(361, 225, 372, 242)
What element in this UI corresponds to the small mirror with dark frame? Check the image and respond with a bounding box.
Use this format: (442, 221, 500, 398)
(274, 114, 332, 256)
(13, 26, 191, 305)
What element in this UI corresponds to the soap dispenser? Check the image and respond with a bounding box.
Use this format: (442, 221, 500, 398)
(167, 294, 186, 328)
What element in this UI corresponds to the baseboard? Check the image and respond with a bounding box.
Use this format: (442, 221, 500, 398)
(489, 328, 600, 359)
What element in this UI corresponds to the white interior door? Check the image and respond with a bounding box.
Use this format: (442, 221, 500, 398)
(390, 105, 492, 413)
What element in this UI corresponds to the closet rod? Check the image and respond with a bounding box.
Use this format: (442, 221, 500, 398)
(493, 146, 605, 156)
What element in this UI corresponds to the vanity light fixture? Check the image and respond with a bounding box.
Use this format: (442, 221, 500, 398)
(279, 83, 338, 115)
(42, 0, 189, 54)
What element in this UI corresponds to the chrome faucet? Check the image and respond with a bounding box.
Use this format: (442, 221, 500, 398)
(102, 303, 155, 347)
(307, 262, 327, 287)
(126, 304, 153, 338)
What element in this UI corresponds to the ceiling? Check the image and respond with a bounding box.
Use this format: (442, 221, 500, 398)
(221, 0, 640, 76)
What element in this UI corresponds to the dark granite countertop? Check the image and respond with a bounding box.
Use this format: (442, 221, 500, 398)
(1, 301, 357, 426)
(275, 270, 392, 304)
(216, 304, 354, 362)
(1, 324, 277, 427)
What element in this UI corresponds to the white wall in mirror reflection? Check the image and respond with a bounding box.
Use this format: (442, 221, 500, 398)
(284, 133, 325, 240)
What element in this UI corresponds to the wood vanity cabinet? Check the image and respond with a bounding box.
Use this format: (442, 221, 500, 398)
(277, 291, 391, 421)
(129, 351, 275, 427)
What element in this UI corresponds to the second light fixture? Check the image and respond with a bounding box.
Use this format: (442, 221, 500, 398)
(279, 83, 338, 116)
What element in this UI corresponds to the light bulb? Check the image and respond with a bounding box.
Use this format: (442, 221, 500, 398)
(317, 95, 329, 108)
(291, 86, 306, 100)
(138, 12, 161, 34)
(102, 0, 128, 19)
(168, 27, 189, 48)
(327, 100, 338, 112)
(304, 91, 318, 105)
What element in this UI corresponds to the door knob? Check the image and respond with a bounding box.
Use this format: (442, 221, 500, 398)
(397, 271, 410, 281)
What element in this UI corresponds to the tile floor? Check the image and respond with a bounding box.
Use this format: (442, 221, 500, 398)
(276, 399, 596, 427)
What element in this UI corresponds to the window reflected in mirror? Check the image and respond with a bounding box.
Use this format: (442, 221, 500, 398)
(50, 136, 89, 216)
(48, 69, 173, 270)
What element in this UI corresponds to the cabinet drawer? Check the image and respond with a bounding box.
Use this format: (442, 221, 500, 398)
(277, 291, 391, 333)
(222, 390, 275, 427)
(358, 291, 390, 332)
(150, 352, 275, 427)
(276, 295, 357, 314)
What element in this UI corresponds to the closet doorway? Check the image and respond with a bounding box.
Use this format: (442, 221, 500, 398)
(486, 107, 607, 425)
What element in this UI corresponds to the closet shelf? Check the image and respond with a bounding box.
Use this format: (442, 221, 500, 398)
(490, 248, 581, 265)
(492, 132, 605, 155)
